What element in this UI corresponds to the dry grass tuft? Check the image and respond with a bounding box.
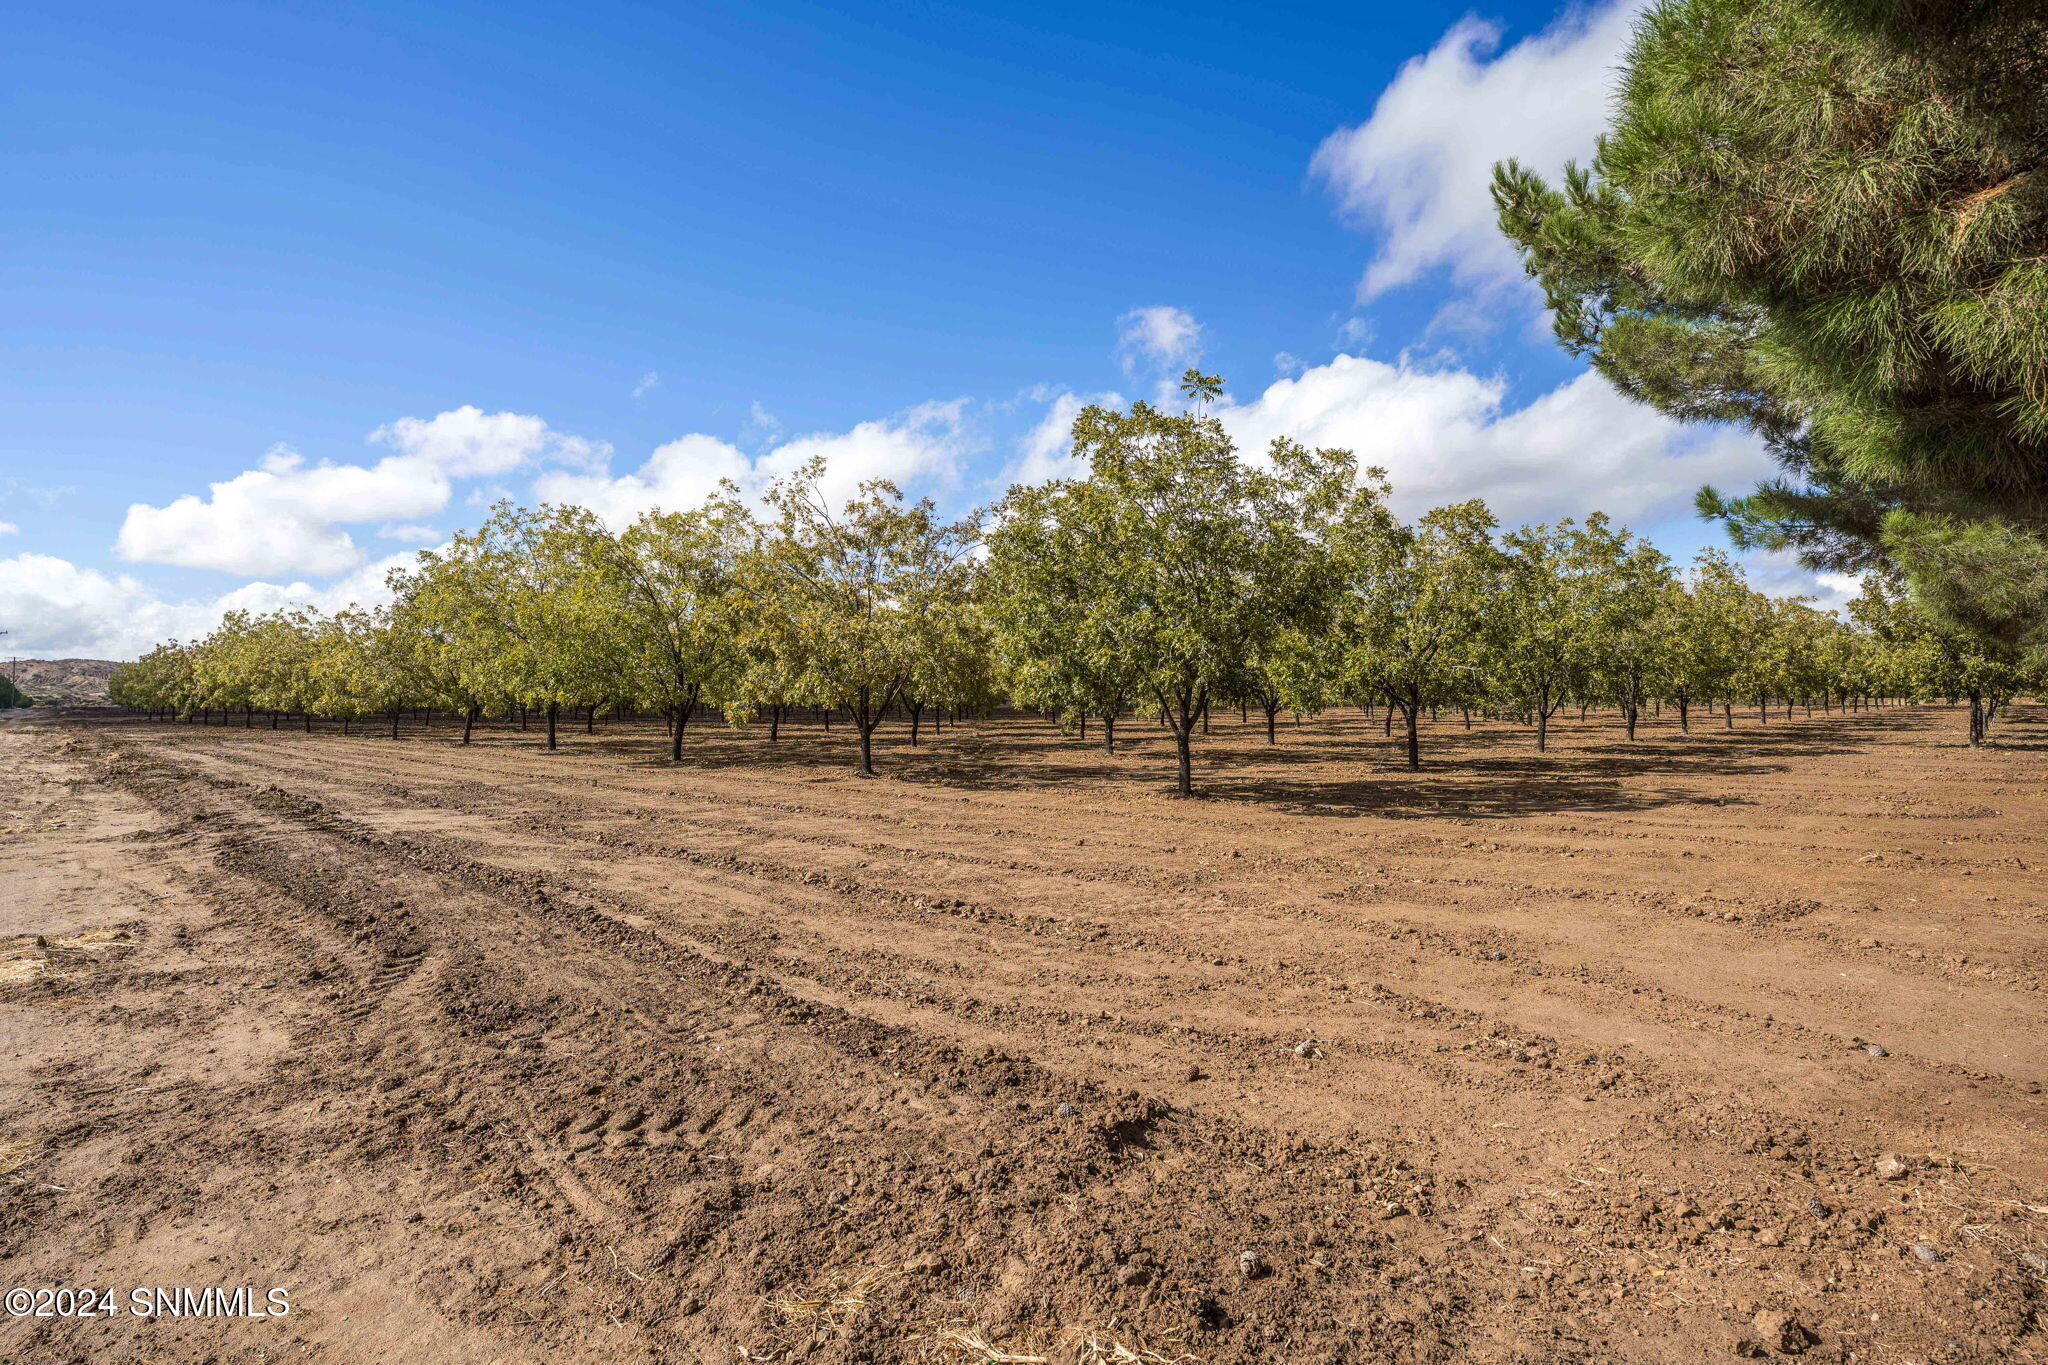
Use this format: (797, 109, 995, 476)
(764, 1265, 895, 1326)
(1072, 1332, 1195, 1365)
(0, 1138, 44, 1176)
(935, 1329, 1049, 1364)
(930, 1326, 1196, 1365)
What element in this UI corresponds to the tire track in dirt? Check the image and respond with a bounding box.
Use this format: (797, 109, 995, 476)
(19, 712, 2040, 1364)
(47, 731, 1544, 1362)
(162, 722, 2048, 1009)
(128, 740, 2048, 1365)
(158, 730, 2047, 1147)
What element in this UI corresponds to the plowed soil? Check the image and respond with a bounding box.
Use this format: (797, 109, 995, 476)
(2, 704, 2043, 1364)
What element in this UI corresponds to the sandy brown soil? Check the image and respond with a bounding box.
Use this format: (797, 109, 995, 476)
(1, 702, 2044, 1364)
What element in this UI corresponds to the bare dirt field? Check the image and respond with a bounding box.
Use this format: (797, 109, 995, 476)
(1, 703, 2044, 1364)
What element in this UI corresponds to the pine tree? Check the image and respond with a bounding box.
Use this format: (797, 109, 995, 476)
(1492, 0, 2048, 648)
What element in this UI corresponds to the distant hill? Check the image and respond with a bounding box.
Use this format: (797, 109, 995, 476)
(2, 657, 120, 706)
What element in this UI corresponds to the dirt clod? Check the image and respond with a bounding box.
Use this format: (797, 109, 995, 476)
(1752, 1309, 1818, 1354)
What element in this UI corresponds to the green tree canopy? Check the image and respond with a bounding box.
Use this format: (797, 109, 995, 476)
(756, 458, 980, 776)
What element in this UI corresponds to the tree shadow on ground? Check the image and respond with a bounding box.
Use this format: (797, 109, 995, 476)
(852, 711, 1931, 819)
(99, 703, 2017, 821)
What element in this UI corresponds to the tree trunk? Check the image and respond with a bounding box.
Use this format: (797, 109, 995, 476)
(669, 694, 699, 762)
(769, 705, 782, 742)
(1174, 726, 1192, 796)
(1677, 695, 1690, 733)
(1535, 694, 1550, 753)
(1403, 702, 1420, 770)
(1264, 700, 1280, 745)
(390, 707, 400, 739)
(1724, 702, 1733, 729)
(546, 701, 559, 750)
(305, 711, 313, 733)
(270, 710, 280, 730)
(1968, 689, 1985, 745)
(462, 704, 479, 745)
(1102, 711, 1116, 754)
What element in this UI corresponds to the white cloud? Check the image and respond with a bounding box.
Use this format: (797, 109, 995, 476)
(536, 400, 974, 529)
(1310, 2, 1641, 302)
(370, 404, 606, 476)
(377, 523, 441, 543)
(1748, 553, 1862, 616)
(1217, 353, 1770, 525)
(115, 445, 448, 577)
(117, 408, 600, 577)
(0, 550, 418, 660)
(1273, 352, 1305, 377)
(1002, 389, 1123, 487)
(535, 433, 754, 529)
(742, 401, 784, 446)
(1116, 306, 1204, 377)
(0, 521, 17, 535)
(632, 371, 660, 400)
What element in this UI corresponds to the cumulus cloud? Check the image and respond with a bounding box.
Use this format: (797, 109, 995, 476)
(0, 550, 418, 660)
(632, 371, 660, 400)
(115, 445, 448, 577)
(1217, 354, 1770, 526)
(535, 434, 754, 529)
(536, 400, 974, 529)
(1747, 553, 1862, 616)
(0, 521, 17, 535)
(370, 404, 606, 476)
(1002, 389, 1124, 488)
(117, 408, 598, 577)
(1310, 2, 1641, 302)
(1116, 306, 1204, 378)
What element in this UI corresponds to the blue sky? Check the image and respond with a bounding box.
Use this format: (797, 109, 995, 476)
(1, 0, 1825, 659)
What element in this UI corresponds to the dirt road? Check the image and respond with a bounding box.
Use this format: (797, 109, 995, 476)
(2, 705, 2043, 1363)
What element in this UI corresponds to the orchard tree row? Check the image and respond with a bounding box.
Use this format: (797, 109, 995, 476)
(110, 375, 2037, 794)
